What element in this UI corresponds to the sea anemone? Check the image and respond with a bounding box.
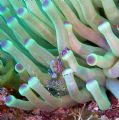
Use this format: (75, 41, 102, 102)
(0, 0, 119, 112)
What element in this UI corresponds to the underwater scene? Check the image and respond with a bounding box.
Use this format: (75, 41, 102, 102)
(0, 0, 119, 119)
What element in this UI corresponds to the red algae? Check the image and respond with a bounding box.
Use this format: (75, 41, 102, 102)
(0, 93, 119, 120)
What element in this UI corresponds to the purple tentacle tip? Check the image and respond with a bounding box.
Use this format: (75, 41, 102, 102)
(0, 6, 5, 12)
(1, 41, 7, 48)
(99, 20, 105, 26)
(64, 21, 70, 25)
(7, 16, 14, 23)
(5, 95, 12, 103)
(28, 76, 34, 83)
(61, 47, 70, 57)
(42, 0, 49, 6)
(17, 8, 24, 15)
(20, 84, 27, 89)
(23, 38, 30, 45)
(87, 79, 95, 84)
(16, 63, 23, 71)
(87, 55, 95, 64)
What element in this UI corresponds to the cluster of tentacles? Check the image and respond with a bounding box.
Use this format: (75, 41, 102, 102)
(0, 0, 119, 112)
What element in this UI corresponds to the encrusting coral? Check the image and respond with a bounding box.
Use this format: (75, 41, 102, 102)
(0, 0, 119, 112)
